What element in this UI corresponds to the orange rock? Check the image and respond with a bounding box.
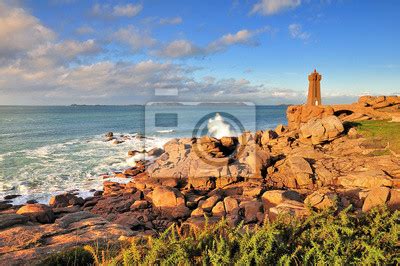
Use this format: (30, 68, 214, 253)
(261, 190, 303, 210)
(286, 105, 334, 130)
(223, 196, 239, 215)
(387, 189, 400, 211)
(211, 201, 226, 217)
(362, 187, 390, 212)
(16, 204, 55, 224)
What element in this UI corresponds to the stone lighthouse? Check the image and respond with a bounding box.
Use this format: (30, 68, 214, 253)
(307, 69, 322, 106)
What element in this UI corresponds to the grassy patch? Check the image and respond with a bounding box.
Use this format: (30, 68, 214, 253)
(355, 120, 400, 154)
(84, 207, 399, 265)
(38, 246, 94, 266)
(367, 149, 392, 157)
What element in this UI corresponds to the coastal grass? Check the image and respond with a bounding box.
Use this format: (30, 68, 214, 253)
(355, 120, 400, 155)
(81, 207, 399, 266)
(38, 246, 94, 266)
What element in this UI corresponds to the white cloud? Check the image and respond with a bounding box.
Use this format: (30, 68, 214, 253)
(288, 23, 311, 41)
(113, 3, 143, 17)
(251, 0, 301, 15)
(208, 28, 267, 52)
(27, 39, 101, 67)
(156, 28, 268, 58)
(0, 52, 303, 104)
(159, 16, 183, 25)
(91, 3, 143, 18)
(0, 2, 55, 59)
(113, 26, 157, 52)
(155, 40, 203, 58)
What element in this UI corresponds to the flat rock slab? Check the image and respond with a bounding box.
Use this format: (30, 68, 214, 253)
(0, 214, 29, 229)
(0, 212, 134, 265)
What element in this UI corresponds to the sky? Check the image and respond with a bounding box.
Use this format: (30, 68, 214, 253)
(0, 0, 399, 105)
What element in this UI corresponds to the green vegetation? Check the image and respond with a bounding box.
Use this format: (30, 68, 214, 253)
(355, 120, 400, 155)
(82, 207, 399, 265)
(38, 246, 94, 266)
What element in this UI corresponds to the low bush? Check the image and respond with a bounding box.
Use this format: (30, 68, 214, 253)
(39, 246, 94, 266)
(85, 206, 399, 265)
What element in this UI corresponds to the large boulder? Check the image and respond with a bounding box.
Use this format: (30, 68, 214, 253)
(152, 186, 190, 219)
(262, 190, 303, 210)
(287, 105, 335, 130)
(300, 116, 344, 145)
(387, 189, 400, 211)
(362, 187, 390, 212)
(201, 195, 220, 212)
(238, 145, 271, 179)
(91, 193, 139, 216)
(281, 156, 314, 189)
(268, 201, 309, 221)
(305, 191, 336, 210)
(337, 170, 393, 189)
(16, 204, 55, 224)
(0, 201, 12, 211)
(223, 196, 239, 214)
(49, 193, 84, 208)
(211, 201, 226, 217)
(0, 214, 29, 229)
(359, 95, 400, 109)
(260, 130, 278, 145)
(56, 211, 97, 228)
(240, 200, 263, 224)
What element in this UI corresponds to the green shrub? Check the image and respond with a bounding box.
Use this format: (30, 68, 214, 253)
(82, 207, 400, 265)
(39, 246, 94, 266)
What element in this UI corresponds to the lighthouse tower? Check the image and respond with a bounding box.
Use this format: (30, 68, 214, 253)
(307, 69, 322, 106)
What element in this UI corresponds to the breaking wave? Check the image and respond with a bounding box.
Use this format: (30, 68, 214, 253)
(207, 113, 237, 139)
(0, 133, 170, 203)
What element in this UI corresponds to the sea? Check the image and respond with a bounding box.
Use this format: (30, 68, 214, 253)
(0, 105, 287, 204)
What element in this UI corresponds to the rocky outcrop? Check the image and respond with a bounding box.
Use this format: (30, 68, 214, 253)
(0, 212, 133, 264)
(287, 96, 400, 128)
(147, 135, 271, 189)
(287, 105, 334, 130)
(0, 214, 29, 229)
(49, 193, 84, 208)
(16, 204, 55, 224)
(333, 96, 400, 122)
(299, 116, 344, 145)
(152, 186, 190, 219)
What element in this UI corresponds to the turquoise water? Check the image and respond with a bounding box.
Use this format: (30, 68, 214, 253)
(0, 105, 287, 203)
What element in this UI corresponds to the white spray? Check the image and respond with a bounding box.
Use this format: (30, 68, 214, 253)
(207, 113, 237, 139)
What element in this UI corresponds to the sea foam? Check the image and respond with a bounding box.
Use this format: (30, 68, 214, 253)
(207, 113, 237, 139)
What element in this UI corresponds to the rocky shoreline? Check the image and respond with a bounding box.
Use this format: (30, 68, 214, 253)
(1, 95, 400, 264)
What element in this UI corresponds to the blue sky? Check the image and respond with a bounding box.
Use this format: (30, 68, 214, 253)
(0, 0, 399, 105)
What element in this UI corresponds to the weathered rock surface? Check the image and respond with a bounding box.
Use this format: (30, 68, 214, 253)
(287, 105, 334, 130)
(16, 204, 55, 224)
(0, 212, 133, 265)
(0, 214, 29, 229)
(305, 191, 336, 210)
(337, 170, 393, 188)
(49, 193, 84, 208)
(362, 187, 391, 212)
(262, 190, 303, 210)
(300, 116, 344, 145)
(152, 186, 190, 219)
